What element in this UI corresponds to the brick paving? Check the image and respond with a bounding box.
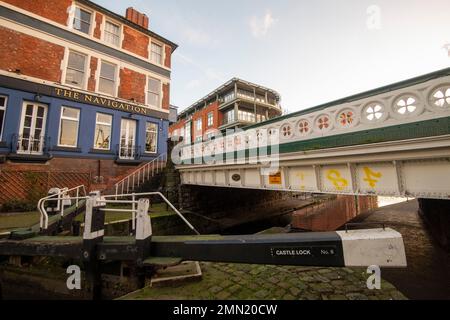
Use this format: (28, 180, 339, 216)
(123, 262, 407, 300)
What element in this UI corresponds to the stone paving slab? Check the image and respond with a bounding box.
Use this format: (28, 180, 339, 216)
(121, 262, 407, 300)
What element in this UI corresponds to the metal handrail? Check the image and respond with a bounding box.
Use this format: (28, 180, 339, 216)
(102, 191, 200, 235)
(38, 185, 88, 230)
(114, 153, 167, 196)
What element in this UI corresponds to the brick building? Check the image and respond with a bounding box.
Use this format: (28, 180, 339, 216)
(0, 0, 177, 203)
(169, 78, 282, 144)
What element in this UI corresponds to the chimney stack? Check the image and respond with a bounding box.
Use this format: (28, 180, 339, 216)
(125, 7, 149, 29)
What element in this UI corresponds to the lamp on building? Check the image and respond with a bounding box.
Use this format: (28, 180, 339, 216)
(34, 94, 42, 102)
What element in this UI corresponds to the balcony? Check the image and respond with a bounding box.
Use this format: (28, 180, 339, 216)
(115, 144, 142, 164)
(219, 90, 281, 111)
(8, 134, 52, 162)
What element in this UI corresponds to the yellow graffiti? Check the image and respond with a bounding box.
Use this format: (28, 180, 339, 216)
(296, 172, 306, 190)
(363, 167, 382, 188)
(326, 170, 348, 191)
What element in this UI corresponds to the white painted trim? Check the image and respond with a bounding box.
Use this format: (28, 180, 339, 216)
(95, 59, 119, 97)
(0, 94, 7, 141)
(144, 121, 159, 154)
(0, 1, 172, 72)
(18, 101, 48, 155)
(57, 106, 80, 148)
(93, 112, 113, 151)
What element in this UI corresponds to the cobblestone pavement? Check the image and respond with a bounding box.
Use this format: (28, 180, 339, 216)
(124, 263, 407, 300)
(354, 200, 450, 300)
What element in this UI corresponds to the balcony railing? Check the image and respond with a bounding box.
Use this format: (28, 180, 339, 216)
(116, 144, 141, 160)
(12, 134, 50, 155)
(219, 91, 280, 109)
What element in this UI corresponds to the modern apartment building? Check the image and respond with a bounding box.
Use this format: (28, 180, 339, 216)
(0, 0, 177, 202)
(169, 78, 282, 144)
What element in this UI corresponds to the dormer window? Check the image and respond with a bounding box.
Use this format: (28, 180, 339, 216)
(73, 7, 92, 35)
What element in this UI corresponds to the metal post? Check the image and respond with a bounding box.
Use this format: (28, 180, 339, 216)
(132, 193, 136, 231)
(76, 188, 79, 210)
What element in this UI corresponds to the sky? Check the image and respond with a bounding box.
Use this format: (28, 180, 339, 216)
(94, 0, 450, 114)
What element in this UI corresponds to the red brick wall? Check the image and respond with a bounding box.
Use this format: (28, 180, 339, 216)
(0, 158, 146, 205)
(0, 27, 65, 83)
(164, 46, 172, 68)
(87, 57, 98, 92)
(170, 101, 221, 142)
(122, 25, 149, 59)
(3, 0, 72, 25)
(292, 196, 378, 231)
(118, 68, 146, 104)
(93, 12, 103, 40)
(162, 83, 170, 110)
(169, 119, 186, 137)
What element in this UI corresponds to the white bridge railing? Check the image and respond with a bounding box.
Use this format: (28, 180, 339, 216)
(114, 153, 167, 196)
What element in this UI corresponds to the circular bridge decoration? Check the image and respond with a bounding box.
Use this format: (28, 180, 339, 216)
(280, 123, 293, 139)
(363, 103, 385, 122)
(393, 95, 421, 116)
(315, 114, 332, 132)
(336, 109, 357, 128)
(297, 119, 311, 136)
(431, 87, 450, 109)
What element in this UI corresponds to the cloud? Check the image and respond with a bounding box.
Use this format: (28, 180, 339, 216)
(249, 10, 276, 38)
(183, 26, 211, 46)
(174, 52, 226, 83)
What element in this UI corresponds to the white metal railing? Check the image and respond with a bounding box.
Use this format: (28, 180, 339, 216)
(38, 185, 88, 230)
(102, 192, 200, 235)
(114, 153, 167, 197)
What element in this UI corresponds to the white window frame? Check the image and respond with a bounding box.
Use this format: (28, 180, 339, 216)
(150, 40, 164, 66)
(96, 60, 118, 97)
(0, 95, 7, 141)
(93, 112, 113, 150)
(70, 4, 94, 36)
(207, 112, 214, 127)
(57, 106, 80, 148)
(103, 19, 122, 48)
(18, 102, 48, 155)
(64, 50, 89, 90)
(146, 76, 162, 108)
(196, 118, 202, 131)
(145, 122, 159, 154)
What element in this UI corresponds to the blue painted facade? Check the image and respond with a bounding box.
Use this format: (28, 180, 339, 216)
(0, 86, 168, 161)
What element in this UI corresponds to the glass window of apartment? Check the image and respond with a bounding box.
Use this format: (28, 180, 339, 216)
(196, 118, 202, 131)
(226, 110, 235, 124)
(65, 51, 87, 88)
(104, 21, 121, 47)
(58, 107, 80, 147)
(73, 7, 92, 34)
(98, 61, 117, 96)
(145, 122, 158, 153)
(151, 43, 163, 65)
(147, 77, 161, 108)
(94, 113, 112, 150)
(0, 96, 7, 140)
(207, 112, 214, 127)
(184, 122, 191, 144)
